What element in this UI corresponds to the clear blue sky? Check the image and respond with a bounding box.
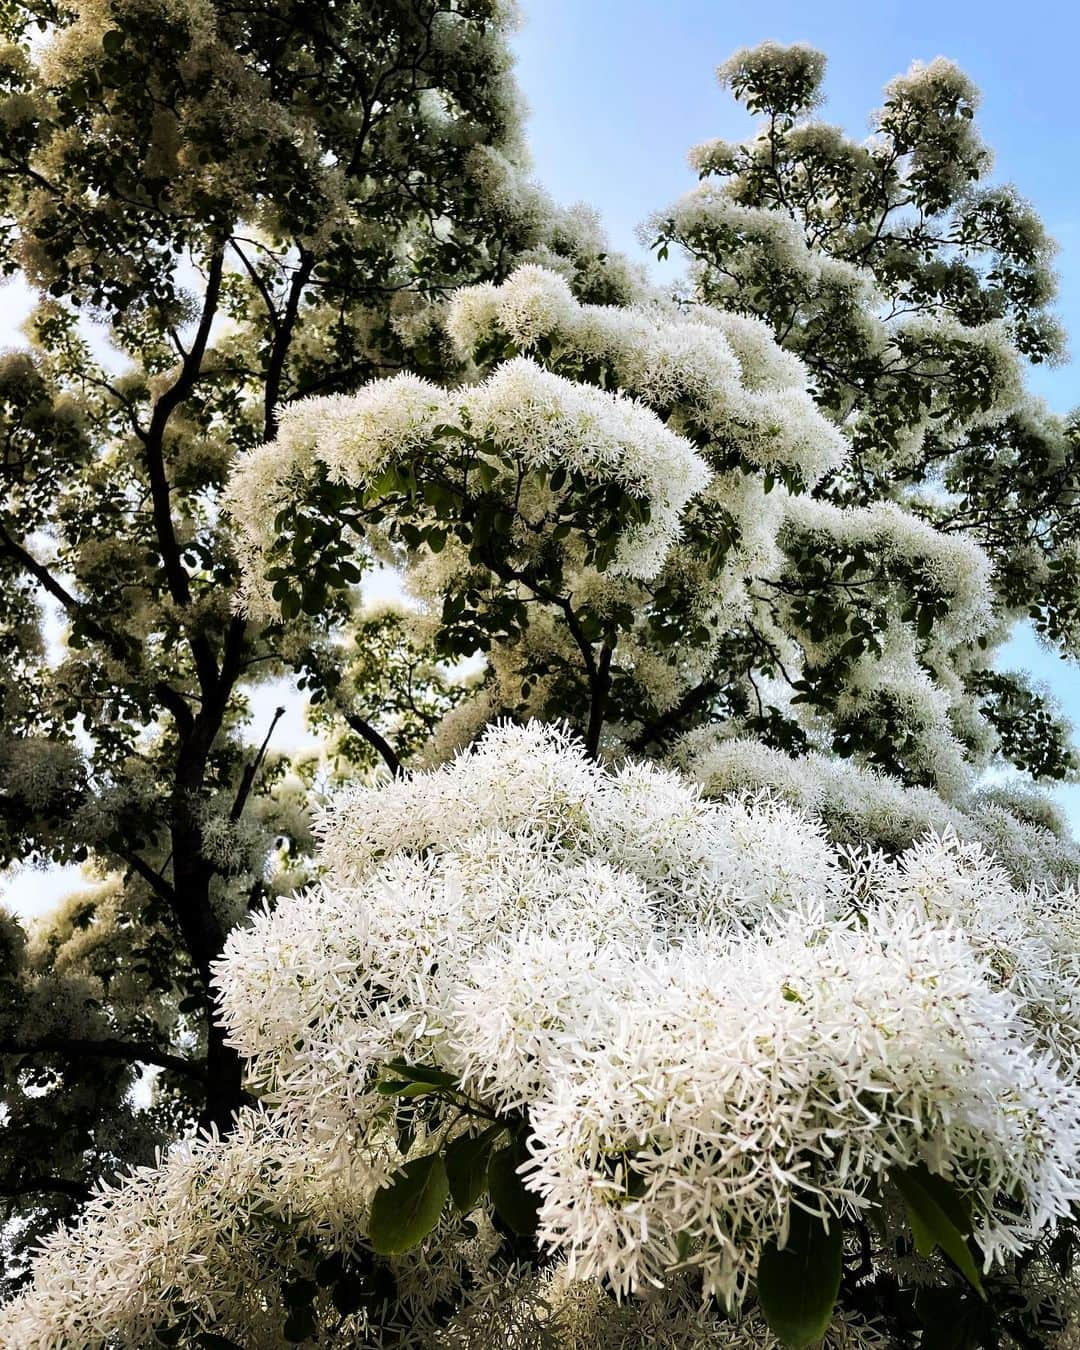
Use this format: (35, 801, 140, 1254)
(511, 0, 1080, 830)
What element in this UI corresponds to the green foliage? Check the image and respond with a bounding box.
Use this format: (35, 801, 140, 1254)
(653, 37, 1080, 776)
(968, 669, 1078, 780)
(756, 1203, 843, 1349)
(893, 1164, 985, 1296)
(368, 1153, 451, 1256)
(0, 17, 1077, 1347)
(487, 1134, 540, 1238)
(0, 0, 585, 1299)
(445, 1126, 503, 1212)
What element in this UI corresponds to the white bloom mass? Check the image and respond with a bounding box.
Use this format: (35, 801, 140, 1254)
(224, 344, 712, 614)
(446, 264, 848, 487)
(9, 722, 1080, 1346)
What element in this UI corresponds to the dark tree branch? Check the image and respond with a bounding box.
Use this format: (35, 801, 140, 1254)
(0, 1177, 92, 1203)
(138, 246, 226, 695)
(115, 848, 178, 907)
(230, 704, 286, 822)
(0, 522, 194, 735)
(230, 238, 282, 336)
(628, 681, 719, 753)
(477, 550, 600, 684)
(585, 640, 614, 760)
(263, 248, 314, 440)
(0, 1036, 205, 1082)
(343, 711, 403, 778)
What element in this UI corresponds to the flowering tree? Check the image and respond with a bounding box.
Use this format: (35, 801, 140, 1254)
(3, 28, 1080, 1350)
(0, 0, 621, 1284)
(649, 44, 1080, 792)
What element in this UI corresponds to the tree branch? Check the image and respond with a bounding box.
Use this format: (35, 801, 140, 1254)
(263, 248, 314, 440)
(0, 1176, 92, 1203)
(230, 704, 286, 822)
(139, 246, 226, 694)
(0, 1035, 205, 1081)
(343, 711, 403, 778)
(116, 848, 178, 907)
(230, 237, 282, 336)
(585, 640, 614, 760)
(0, 522, 194, 735)
(628, 681, 719, 753)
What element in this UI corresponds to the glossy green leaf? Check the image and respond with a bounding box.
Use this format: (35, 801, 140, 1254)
(445, 1126, 502, 1212)
(383, 1061, 458, 1090)
(487, 1142, 539, 1236)
(757, 1204, 843, 1350)
(893, 1165, 985, 1297)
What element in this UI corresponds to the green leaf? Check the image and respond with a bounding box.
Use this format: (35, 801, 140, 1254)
(892, 1165, 985, 1297)
(473, 460, 498, 491)
(383, 1061, 458, 1090)
(368, 1153, 449, 1255)
(375, 1078, 440, 1098)
(395, 1102, 417, 1156)
(487, 1141, 539, 1236)
(756, 1204, 843, 1350)
(445, 1126, 502, 1212)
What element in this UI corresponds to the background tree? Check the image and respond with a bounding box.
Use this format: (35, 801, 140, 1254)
(649, 44, 1080, 814)
(0, 0, 639, 1284)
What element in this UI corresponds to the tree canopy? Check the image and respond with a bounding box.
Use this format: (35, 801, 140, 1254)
(2, 9, 1080, 1348)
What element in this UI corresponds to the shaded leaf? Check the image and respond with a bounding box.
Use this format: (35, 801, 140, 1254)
(487, 1142, 538, 1237)
(368, 1153, 449, 1255)
(893, 1165, 985, 1297)
(757, 1204, 843, 1350)
(445, 1126, 502, 1212)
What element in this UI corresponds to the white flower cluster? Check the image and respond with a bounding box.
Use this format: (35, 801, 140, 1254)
(676, 730, 964, 849)
(216, 723, 1080, 1299)
(10, 723, 1080, 1344)
(839, 634, 972, 795)
(225, 352, 711, 615)
(468, 357, 711, 578)
(439, 1264, 888, 1348)
(446, 265, 848, 486)
(678, 730, 1080, 894)
(0, 1107, 379, 1348)
(782, 496, 994, 643)
(224, 373, 449, 614)
(654, 184, 1025, 473)
(0, 735, 84, 810)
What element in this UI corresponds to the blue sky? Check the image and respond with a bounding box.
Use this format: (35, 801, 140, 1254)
(511, 0, 1080, 830)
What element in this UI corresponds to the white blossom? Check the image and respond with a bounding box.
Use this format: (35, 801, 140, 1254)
(11, 723, 1080, 1344)
(446, 265, 848, 487)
